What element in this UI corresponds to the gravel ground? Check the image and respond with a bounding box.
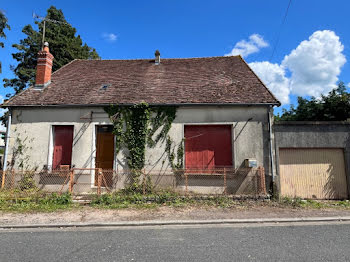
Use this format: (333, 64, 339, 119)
(1, 204, 350, 225)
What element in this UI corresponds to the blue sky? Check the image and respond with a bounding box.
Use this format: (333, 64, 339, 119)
(1, 0, 350, 116)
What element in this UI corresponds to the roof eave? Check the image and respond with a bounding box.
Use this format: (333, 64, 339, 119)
(2, 102, 280, 108)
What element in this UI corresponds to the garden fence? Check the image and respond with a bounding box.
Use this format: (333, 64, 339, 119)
(1, 167, 267, 197)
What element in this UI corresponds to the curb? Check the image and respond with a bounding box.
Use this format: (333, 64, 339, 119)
(1, 216, 350, 229)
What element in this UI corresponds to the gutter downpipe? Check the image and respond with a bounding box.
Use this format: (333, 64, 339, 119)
(268, 105, 275, 185)
(3, 110, 11, 171)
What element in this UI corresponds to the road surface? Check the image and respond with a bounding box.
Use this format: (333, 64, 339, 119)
(0, 222, 349, 261)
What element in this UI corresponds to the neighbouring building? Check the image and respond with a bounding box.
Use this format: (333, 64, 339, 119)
(274, 121, 350, 200)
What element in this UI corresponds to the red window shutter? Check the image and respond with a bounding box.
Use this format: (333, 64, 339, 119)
(184, 125, 232, 170)
(52, 126, 74, 169)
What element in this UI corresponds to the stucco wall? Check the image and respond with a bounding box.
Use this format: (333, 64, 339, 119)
(274, 122, 350, 195)
(7, 105, 272, 189)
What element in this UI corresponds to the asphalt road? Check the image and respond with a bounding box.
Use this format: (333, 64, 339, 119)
(1, 222, 350, 262)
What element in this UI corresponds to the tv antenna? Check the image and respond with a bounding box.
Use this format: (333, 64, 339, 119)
(32, 12, 69, 49)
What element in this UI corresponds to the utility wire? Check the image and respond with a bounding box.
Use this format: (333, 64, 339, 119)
(269, 0, 292, 61)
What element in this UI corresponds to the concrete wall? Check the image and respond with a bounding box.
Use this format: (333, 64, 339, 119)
(7, 105, 272, 191)
(274, 122, 350, 196)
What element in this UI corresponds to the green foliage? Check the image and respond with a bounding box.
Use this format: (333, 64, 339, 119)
(275, 82, 350, 121)
(279, 197, 350, 209)
(18, 170, 37, 191)
(41, 192, 72, 205)
(3, 6, 100, 96)
(104, 104, 180, 183)
(0, 191, 73, 212)
(280, 196, 304, 208)
(104, 102, 151, 171)
(91, 191, 258, 209)
(0, 10, 10, 72)
(8, 129, 35, 170)
(166, 137, 184, 170)
(125, 103, 150, 170)
(91, 190, 186, 209)
(0, 10, 10, 48)
(147, 106, 177, 147)
(336, 200, 350, 207)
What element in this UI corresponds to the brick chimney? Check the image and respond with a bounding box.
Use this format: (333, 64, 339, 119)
(35, 42, 54, 89)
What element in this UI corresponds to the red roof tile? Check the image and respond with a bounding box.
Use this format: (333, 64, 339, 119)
(4, 56, 280, 107)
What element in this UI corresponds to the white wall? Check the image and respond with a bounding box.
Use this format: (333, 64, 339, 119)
(7, 106, 271, 180)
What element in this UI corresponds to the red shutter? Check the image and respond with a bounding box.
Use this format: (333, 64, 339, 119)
(52, 126, 74, 169)
(185, 125, 232, 170)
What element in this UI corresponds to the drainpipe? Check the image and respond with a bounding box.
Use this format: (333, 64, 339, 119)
(3, 111, 11, 171)
(268, 106, 275, 182)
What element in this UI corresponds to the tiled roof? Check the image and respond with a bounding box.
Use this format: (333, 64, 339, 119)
(4, 56, 280, 107)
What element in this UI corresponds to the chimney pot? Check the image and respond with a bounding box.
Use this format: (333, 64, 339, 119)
(43, 41, 49, 52)
(155, 50, 160, 65)
(35, 42, 54, 89)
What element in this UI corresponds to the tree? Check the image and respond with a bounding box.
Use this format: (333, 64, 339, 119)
(0, 10, 10, 73)
(275, 82, 350, 121)
(3, 6, 99, 96)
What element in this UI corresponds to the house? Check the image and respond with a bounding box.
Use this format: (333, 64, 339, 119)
(2, 42, 280, 194)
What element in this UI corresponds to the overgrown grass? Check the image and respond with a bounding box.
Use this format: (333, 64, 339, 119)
(1, 188, 350, 212)
(91, 191, 350, 210)
(90, 189, 252, 209)
(0, 190, 77, 212)
(279, 196, 350, 209)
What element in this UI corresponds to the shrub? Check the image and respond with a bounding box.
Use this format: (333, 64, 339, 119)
(18, 170, 38, 190)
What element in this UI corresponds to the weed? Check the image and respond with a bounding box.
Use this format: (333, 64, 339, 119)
(0, 190, 74, 212)
(280, 196, 304, 208)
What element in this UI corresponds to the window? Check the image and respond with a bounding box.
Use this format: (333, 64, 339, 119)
(52, 125, 74, 170)
(184, 125, 232, 170)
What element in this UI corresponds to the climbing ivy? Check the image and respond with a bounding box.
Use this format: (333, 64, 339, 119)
(104, 102, 150, 170)
(147, 106, 177, 147)
(104, 103, 182, 177)
(165, 137, 184, 170)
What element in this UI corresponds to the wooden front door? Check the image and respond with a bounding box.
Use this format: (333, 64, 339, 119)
(95, 126, 114, 187)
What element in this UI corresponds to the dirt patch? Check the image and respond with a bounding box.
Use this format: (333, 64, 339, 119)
(1, 204, 350, 225)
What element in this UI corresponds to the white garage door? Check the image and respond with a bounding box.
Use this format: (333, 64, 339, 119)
(279, 148, 348, 199)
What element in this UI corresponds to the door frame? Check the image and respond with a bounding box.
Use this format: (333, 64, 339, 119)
(91, 124, 116, 188)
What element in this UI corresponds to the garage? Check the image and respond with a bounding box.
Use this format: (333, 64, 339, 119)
(279, 148, 348, 199)
(184, 125, 232, 170)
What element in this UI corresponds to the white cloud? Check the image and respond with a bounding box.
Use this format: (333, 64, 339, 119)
(102, 33, 117, 42)
(225, 34, 268, 57)
(249, 61, 290, 104)
(246, 30, 346, 104)
(282, 30, 346, 97)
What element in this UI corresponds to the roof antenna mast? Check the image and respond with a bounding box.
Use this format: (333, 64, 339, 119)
(32, 11, 68, 50)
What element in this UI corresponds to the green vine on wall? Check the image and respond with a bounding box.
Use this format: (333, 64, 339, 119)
(166, 137, 184, 170)
(9, 129, 38, 190)
(104, 103, 183, 177)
